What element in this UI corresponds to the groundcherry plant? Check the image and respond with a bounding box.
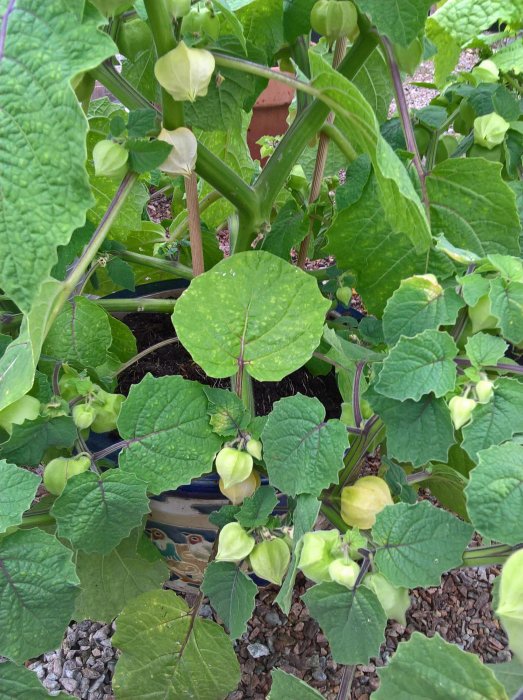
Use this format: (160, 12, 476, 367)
(1, 0, 523, 698)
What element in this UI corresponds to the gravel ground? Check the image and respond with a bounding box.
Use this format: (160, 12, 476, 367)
(20, 50, 511, 699)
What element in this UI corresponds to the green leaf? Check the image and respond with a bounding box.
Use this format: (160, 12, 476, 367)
(112, 589, 240, 700)
(283, 0, 316, 42)
(51, 470, 150, 554)
(462, 378, 523, 461)
(118, 374, 222, 494)
(0, 1, 114, 313)
(98, 313, 138, 378)
(52, 221, 95, 281)
(262, 394, 348, 497)
(372, 501, 473, 588)
(43, 296, 113, 369)
(366, 387, 454, 467)
(488, 658, 523, 698)
(268, 669, 323, 700)
(0, 416, 77, 467)
(127, 139, 172, 174)
(352, 48, 394, 125)
(465, 443, 523, 545)
(201, 561, 257, 639)
(0, 528, 79, 663)
(275, 494, 321, 613)
(121, 48, 159, 103)
(203, 386, 249, 438)
(74, 528, 168, 622)
(489, 277, 523, 345)
(356, 0, 433, 46)
(335, 155, 372, 210)
(310, 52, 431, 253)
(383, 275, 464, 346)
(422, 464, 469, 521)
(0, 661, 68, 699)
(374, 632, 508, 700)
(127, 108, 159, 138)
(214, 0, 247, 53)
(302, 582, 387, 665)
(375, 330, 458, 402)
(382, 458, 417, 504)
(465, 332, 508, 368)
(209, 504, 241, 528)
(236, 0, 283, 61)
(105, 257, 136, 293)
(492, 38, 523, 73)
(173, 251, 330, 382)
(0, 279, 62, 412)
(260, 200, 308, 260)
(323, 326, 384, 366)
(427, 159, 521, 257)
(235, 486, 278, 528)
(0, 461, 40, 533)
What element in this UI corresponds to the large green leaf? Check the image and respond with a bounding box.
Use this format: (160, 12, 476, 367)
(375, 329, 458, 402)
(0, 460, 40, 533)
(0, 661, 68, 699)
(283, 0, 316, 42)
(427, 159, 521, 257)
(201, 561, 257, 640)
(372, 501, 473, 587)
(0, 528, 79, 663)
(465, 332, 508, 368)
(309, 52, 431, 253)
(352, 47, 394, 125)
(112, 589, 240, 700)
(383, 275, 464, 346)
(488, 658, 523, 699)
(173, 252, 330, 381)
(374, 632, 508, 700)
(236, 0, 283, 60)
(462, 378, 523, 461)
(262, 394, 348, 497)
(489, 277, 523, 345)
(73, 528, 168, 622)
(0, 416, 77, 467)
(302, 582, 387, 665)
(0, 1, 114, 313)
(465, 443, 523, 545)
(51, 470, 150, 554)
(42, 296, 113, 369)
(366, 388, 455, 467)
(118, 374, 222, 494)
(0, 279, 62, 412)
(355, 0, 433, 46)
(268, 669, 323, 700)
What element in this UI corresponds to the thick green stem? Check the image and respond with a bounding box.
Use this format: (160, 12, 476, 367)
(231, 372, 255, 415)
(462, 543, 521, 567)
(95, 297, 177, 313)
(143, 0, 184, 129)
(320, 123, 358, 162)
(19, 513, 55, 529)
(332, 417, 385, 497)
(46, 173, 138, 335)
(254, 27, 378, 222)
(117, 250, 193, 280)
(291, 36, 312, 113)
(320, 503, 348, 532)
(90, 62, 154, 110)
(169, 190, 222, 239)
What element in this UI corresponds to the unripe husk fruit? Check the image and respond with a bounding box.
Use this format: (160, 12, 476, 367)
(93, 140, 128, 179)
(341, 476, 393, 530)
(157, 127, 198, 177)
(116, 18, 153, 60)
(249, 538, 291, 585)
(328, 558, 360, 589)
(476, 379, 494, 404)
(0, 395, 40, 434)
(216, 522, 255, 562)
(474, 113, 510, 150)
(215, 447, 253, 489)
(299, 530, 342, 583)
(181, 7, 220, 40)
(245, 438, 263, 461)
(336, 286, 352, 307)
(364, 573, 410, 625)
(310, 0, 359, 43)
(496, 548, 523, 663)
(166, 0, 191, 19)
(43, 454, 91, 496)
(448, 395, 476, 430)
(468, 295, 498, 333)
(219, 470, 260, 505)
(91, 392, 124, 434)
(155, 41, 215, 102)
(72, 404, 97, 430)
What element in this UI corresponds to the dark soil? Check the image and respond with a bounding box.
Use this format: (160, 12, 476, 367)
(118, 311, 342, 419)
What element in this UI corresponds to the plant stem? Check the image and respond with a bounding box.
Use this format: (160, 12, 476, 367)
(292, 36, 312, 113)
(297, 37, 346, 268)
(95, 297, 177, 313)
(381, 35, 430, 218)
(320, 502, 348, 532)
(46, 173, 137, 335)
(462, 543, 521, 567)
(254, 27, 378, 224)
(333, 416, 385, 496)
(19, 513, 56, 529)
(113, 337, 180, 377)
(143, 0, 184, 130)
(92, 440, 129, 461)
(231, 372, 255, 415)
(352, 361, 364, 427)
(90, 62, 155, 111)
(117, 250, 193, 280)
(454, 357, 523, 376)
(185, 172, 205, 276)
(320, 123, 358, 162)
(169, 190, 222, 239)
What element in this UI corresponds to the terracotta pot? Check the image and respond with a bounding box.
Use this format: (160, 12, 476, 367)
(247, 69, 295, 163)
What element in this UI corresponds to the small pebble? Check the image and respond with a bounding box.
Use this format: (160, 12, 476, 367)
(247, 643, 270, 659)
